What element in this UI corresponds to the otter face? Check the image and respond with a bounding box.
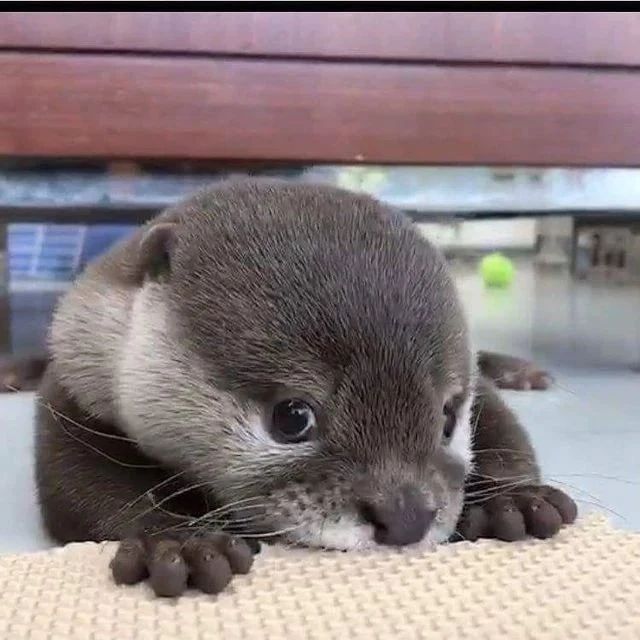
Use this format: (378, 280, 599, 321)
(230, 369, 475, 551)
(121, 180, 474, 551)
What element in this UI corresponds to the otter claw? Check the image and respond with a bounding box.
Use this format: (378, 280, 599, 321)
(456, 485, 576, 542)
(110, 532, 255, 597)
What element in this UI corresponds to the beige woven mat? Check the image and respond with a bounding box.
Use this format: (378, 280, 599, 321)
(1, 516, 638, 640)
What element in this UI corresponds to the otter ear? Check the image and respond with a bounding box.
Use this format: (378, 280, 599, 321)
(137, 222, 177, 280)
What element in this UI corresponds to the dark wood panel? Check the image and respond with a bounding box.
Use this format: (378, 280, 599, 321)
(2, 12, 640, 66)
(3, 53, 640, 166)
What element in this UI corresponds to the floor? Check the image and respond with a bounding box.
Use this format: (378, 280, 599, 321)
(454, 258, 640, 534)
(1, 258, 639, 554)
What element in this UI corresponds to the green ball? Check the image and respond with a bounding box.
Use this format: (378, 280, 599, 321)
(480, 253, 515, 288)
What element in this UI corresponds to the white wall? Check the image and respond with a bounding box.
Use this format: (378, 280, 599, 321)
(302, 165, 640, 252)
(304, 166, 640, 213)
(417, 219, 537, 251)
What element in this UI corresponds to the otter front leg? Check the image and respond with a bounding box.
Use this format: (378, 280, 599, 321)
(477, 350, 553, 390)
(35, 366, 255, 597)
(457, 377, 577, 542)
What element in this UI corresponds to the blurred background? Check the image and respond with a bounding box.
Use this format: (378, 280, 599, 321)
(0, 11, 638, 550)
(3, 162, 639, 369)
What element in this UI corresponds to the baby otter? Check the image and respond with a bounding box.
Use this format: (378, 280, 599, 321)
(14, 180, 577, 596)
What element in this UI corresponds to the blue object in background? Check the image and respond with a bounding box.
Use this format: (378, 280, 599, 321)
(9, 224, 136, 283)
(77, 225, 137, 272)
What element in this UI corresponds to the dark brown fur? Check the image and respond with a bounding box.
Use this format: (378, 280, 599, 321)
(17, 180, 577, 597)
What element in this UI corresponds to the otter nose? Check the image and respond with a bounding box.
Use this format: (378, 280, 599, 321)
(359, 485, 434, 546)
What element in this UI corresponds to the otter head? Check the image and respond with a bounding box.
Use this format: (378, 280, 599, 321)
(119, 179, 474, 550)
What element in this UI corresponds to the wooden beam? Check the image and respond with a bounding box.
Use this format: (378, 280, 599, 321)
(1, 12, 640, 67)
(3, 53, 640, 166)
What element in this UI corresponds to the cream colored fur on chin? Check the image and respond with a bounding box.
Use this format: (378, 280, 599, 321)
(283, 511, 459, 552)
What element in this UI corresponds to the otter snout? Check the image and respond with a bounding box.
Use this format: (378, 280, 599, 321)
(359, 485, 435, 546)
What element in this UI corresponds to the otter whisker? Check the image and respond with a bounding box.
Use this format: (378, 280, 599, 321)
(549, 472, 640, 486)
(4, 384, 140, 445)
(465, 479, 536, 503)
(540, 477, 614, 511)
(470, 395, 487, 437)
(138, 501, 269, 540)
(471, 448, 537, 458)
(48, 408, 159, 470)
(466, 471, 536, 484)
(181, 501, 268, 532)
(138, 491, 267, 528)
(197, 495, 268, 517)
(570, 498, 628, 523)
(464, 473, 629, 524)
(108, 470, 189, 523)
(44, 402, 140, 443)
(234, 523, 306, 539)
(119, 481, 225, 527)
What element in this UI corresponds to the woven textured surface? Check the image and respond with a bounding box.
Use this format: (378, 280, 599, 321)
(1, 516, 638, 640)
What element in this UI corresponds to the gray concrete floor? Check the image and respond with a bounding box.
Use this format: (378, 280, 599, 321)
(1, 259, 638, 554)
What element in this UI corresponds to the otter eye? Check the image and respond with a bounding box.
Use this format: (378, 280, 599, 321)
(271, 399, 316, 443)
(443, 402, 456, 440)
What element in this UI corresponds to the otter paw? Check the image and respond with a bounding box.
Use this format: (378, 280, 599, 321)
(457, 485, 577, 542)
(496, 360, 553, 391)
(110, 533, 255, 597)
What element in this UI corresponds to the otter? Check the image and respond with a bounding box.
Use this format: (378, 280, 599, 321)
(3, 180, 576, 597)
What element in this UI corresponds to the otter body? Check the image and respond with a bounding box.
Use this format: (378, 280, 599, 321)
(31, 180, 576, 597)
